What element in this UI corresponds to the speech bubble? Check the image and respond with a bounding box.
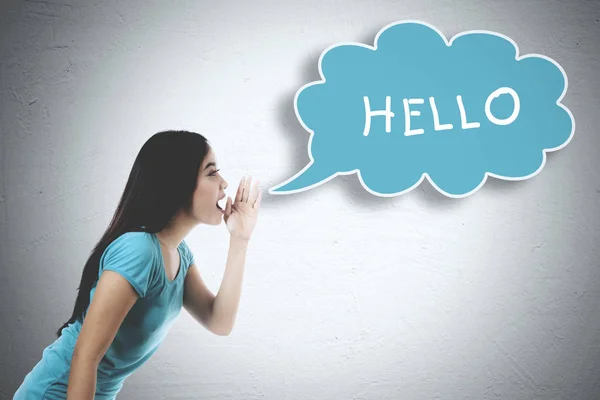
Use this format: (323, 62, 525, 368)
(269, 20, 575, 198)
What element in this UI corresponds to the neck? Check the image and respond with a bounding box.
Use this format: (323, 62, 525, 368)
(155, 215, 196, 250)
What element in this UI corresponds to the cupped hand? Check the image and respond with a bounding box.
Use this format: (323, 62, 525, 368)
(223, 175, 262, 241)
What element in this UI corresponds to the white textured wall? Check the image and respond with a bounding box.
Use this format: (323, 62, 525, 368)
(2, 0, 600, 399)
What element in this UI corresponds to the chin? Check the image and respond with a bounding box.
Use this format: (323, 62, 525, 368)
(196, 207, 224, 225)
(211, 212, 224, 225)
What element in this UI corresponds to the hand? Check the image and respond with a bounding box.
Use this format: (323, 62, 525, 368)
(223, 175, 262, 241)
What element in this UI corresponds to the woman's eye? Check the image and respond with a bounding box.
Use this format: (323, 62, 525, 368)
(210, 169, 220, 176)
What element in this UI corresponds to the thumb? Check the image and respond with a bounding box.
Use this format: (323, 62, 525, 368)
(224, 196, 233, 219)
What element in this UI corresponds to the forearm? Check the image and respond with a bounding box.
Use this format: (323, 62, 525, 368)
(210, 235, 249, 335)
(66, 354, 98, 400)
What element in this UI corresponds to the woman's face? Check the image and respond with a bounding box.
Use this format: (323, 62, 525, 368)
(191, 147, 229, 225)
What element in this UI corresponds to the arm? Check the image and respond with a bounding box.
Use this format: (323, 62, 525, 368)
(66, 271, 138, 399)
(183, 236, 249, 336)
(184, 175, 261, 336)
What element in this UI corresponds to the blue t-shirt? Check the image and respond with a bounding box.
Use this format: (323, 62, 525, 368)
(14, 231, 195, 400)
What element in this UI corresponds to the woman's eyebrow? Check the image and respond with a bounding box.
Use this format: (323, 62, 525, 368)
(203, 162, 216, 171)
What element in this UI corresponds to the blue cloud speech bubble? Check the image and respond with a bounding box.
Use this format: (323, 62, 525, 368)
(269, 20, 575, 198)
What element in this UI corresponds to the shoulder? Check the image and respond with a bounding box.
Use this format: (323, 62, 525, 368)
(100, 231, 159, 297)
(105, 232, 155, 256)
(101, 231, 157, 269)
(112, 231, 154, 247)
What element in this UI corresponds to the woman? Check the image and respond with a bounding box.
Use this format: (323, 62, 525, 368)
(14, 130, 262, 399)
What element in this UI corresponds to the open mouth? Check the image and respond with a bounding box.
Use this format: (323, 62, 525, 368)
(216, 197, 225, 212)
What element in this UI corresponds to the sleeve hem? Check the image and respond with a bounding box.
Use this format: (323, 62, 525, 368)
(103, 267, 145, 298)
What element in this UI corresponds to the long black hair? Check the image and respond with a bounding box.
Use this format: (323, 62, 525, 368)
(56, 130, 210, 337)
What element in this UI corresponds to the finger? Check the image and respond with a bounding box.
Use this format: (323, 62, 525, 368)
(253, 189, 262, 209)
(224, 197, 232, 222)
(235, 176, 244, 203)
(242, 175, 250, 203)
(225, 196, 232, 216)
(248, 179, 260, 205)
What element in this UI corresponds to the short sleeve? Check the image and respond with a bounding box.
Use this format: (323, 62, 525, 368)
(100, 232, 156, 298)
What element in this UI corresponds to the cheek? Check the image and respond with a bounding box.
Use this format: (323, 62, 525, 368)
(192, 187, 214, 213)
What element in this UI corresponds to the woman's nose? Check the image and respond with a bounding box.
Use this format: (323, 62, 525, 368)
(222, 178, 228, 190)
